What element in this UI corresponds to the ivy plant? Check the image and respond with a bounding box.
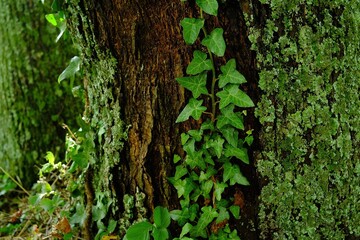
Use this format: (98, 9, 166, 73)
(169, 0, 254, 239)
(124, 206, 171, 240)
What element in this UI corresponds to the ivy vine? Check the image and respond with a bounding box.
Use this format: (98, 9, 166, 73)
(169, 0, 255, 239)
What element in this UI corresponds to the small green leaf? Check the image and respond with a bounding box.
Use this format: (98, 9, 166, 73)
(58, 56, 81, 83)
(45, 13, 58, 26)
(154, 206, 171, 229)
(223, 162, 235, 183)
(173, 154, 181, 164)
(219, 126, 239, 147)
(216, 84, 254, 109)
(190, 206, 218, 238)
(125, 221, 153, 240)
(201, 179, 214, 197)
(45, 151, 55, 165)
(176, 98, 207, 123)
(216, 207, 230, 223)
(201, 28, 226, 57)
(199, 167, 217, 181)
(176, 72, 208, 98)
(152, 228, 169, 240)
(218, 59, 247, 88)
(107, 219, 117, 233)
(186, 51, 213, 75)
(229, 205, 240, 219)
(229, 165, 250, 186)
(217, 104, 244, 130)
(174, 165, 188, 180)
(214, 182, 227, 201)
(205, 135, 225, 158)
(70, 203, 87, 225)
(181, 133, 190, 145)
(170, 209, 190, 226)
(180, 223, 193, 238)
(196, 0, 218, 16)
(224, 144, 249, 164)
(40, 198, 55, 214)
(180, 18, 205, 45)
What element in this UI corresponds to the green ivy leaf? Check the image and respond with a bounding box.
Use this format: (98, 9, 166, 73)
(172, 178, 196, 199)
(199, 167, 217, 181)
(187, 51, 213, 75)
(224, 144, 249, 164)
(229, 165, 249, 186)
(176, 72, 208, 99)
(58, 56, 81, 83)
(219, 126, 238, 147)
(174, 165, 188, 180)
(223, 162, 235, 183)
(216, 84, 254, 109)
(216, 104, 244, 130)
(173, 154, 181, 164)
(204, 135, 225, 158)
(201, 179, 214, 197)
(191, 206, 218, 238)
(176, 98, 207, 123)
(125, 221, 153, 240)
(39, 198, 55, 214)
(229, 205, 240, 219)
(180, 223, 193, 238)
(170, 209, 190, 226)
(216, 207, 230, 223)
(154, 206, 171, 229)
(180, 18, 205, 45)
(196, 0, 218, 16)
(214, 182, 227, 201)
(218, 59, 247, 88)
(152, 228, 169, 240)
(70, 203, 87, 225)
(201, 28, 226, 57)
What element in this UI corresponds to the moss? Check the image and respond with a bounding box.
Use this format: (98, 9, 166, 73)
(66, 0, 129, 223)
(252, 0, 360, 239)
(0, 1, 81, 186)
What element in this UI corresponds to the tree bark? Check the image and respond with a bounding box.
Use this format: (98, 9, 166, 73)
(66, 0, 260, 238)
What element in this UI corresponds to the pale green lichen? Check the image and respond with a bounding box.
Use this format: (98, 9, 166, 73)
(252, 0, 360, 239)
(66, 0, 129, 225)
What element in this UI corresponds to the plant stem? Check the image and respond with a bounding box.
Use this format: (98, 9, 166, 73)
(0, 166, 30, 196)
(200, 10, 217, 122)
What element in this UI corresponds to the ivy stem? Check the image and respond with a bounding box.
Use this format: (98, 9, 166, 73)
(200, 10, 217, 122)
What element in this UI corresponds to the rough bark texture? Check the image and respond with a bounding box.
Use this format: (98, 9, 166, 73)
(67, 0, 260, 238)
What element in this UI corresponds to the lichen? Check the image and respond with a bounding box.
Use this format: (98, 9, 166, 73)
(252, 1, 360, 239)
(66, 0, 129, 224)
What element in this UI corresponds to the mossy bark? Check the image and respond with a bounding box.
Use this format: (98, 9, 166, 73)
(0, 1, 81, 187)
(66, 0, 260, 238)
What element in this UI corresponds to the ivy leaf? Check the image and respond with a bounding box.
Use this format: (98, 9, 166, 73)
(196, 0, 218, 16)
(201, 180, 214, 198)
(219, 126, 238, 147)
(70, 203, 87, 225)
(176, 98, 207, 123)
(176, 72, 208, 98)
(154, 206, 171, 229)
(229, 205, 240, 219)
(152, 228, 169, 240)
(216, 104, 244, 130)
(174, 165, 188, 180)
(58, 56, 81, 83)
(214, 182, 228, 201)
(216, 84, 254, 109)
(180, 223, 193, 238)
(216, 207, 230, 223)
(230, 165, 250, 186)
(204, 135, 225, 158)
(223, 161, 235, 183)
(201, 28, 226, 57)
(187, 50, 213, 75)
(224, 144, 249, 164)
(125, 221, 153, 240)
(190, 206, 218, 238)
(180, 18, 205, 45)
(218, 59, 247, 88)
(170, 209, 190, 226)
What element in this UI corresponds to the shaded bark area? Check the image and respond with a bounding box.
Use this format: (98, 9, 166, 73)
(72, 0, 261, 238)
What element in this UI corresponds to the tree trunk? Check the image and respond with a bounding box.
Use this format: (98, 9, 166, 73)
(0, 1, 81, 187)
(66, 0, 260, 238)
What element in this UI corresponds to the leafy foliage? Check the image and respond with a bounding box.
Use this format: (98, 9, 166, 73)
(171, 1, 255, 239)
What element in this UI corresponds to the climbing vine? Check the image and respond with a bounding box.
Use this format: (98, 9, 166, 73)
(169, 0, 254, 239)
